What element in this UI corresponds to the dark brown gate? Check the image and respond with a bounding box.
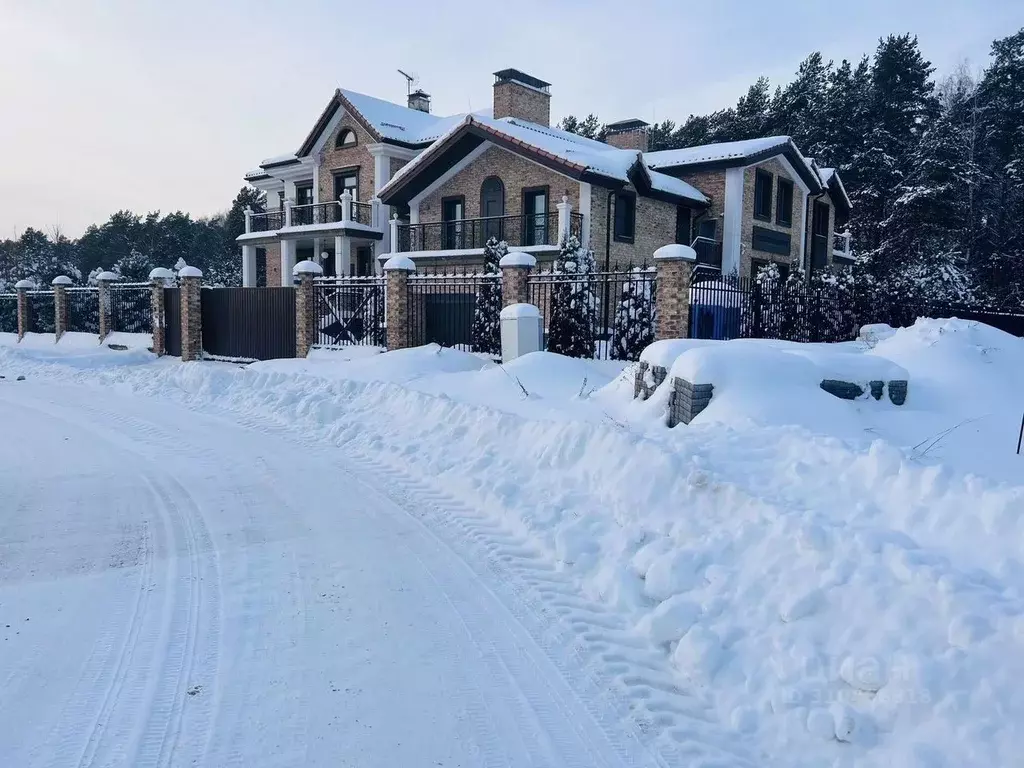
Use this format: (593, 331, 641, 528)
(164, 287, 181, 356)
(201, 287, 295, 360)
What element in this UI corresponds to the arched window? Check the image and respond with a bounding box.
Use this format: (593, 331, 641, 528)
(335, 128, 357, 149)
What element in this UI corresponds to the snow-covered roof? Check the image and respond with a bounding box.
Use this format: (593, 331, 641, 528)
(339, 88, 465, 145)
(644, 137, 794, 169)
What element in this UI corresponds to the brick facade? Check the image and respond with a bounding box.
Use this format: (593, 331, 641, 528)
(675, 169, 727, 236)
(53, 285, 67, 341)
(417, 145, 578, 223)
(501, 264, 531, 307)
(654, 256, 694, 340)
(385, 266, 412, 350)
(589, 184, 681, 268)
(317, 118, 376, 204)
(295, 273, 316, 357)
(740, 157, 808, 280)
(150, 279, 165, 355)
(180, 276, 203, 361)
(492, 82, 550, 126)
(16, 287, 28, 340)
(263, 242, 281, 287)
(97, 279, 112, 340)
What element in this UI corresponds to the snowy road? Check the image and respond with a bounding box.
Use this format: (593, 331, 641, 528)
(0, 380, 675, 768)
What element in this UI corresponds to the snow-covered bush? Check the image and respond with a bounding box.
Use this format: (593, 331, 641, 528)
(547, 235, 596, 359)
(471, 238, 505, 356)
(610, 267, 656, 361)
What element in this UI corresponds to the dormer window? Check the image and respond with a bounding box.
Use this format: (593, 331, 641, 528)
(336, 128, 357, 149)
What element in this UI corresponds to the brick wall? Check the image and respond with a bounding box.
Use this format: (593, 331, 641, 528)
(417, 144, 578, 222)
(317, 118, 376, 204)
(740, 157, 808, 280)
(675, 169, 726, 233)
(492, 82, 550, 126)
(390, 157, 409, 179)
(263, 242, 281, 287)
(589, 183, 680, 268)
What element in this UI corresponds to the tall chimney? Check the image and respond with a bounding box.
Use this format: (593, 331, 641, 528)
(492, 69, 551, 127)
(605, 119, 650, 152)
(408, 89, 431, 113)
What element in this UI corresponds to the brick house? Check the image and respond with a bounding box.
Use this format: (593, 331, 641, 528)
(237, 69, 852, 285)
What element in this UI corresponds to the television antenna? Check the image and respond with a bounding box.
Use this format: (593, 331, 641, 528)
(397, 69, 418, 96)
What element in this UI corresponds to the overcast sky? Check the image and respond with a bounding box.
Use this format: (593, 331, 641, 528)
(1, 0, 1021, 238)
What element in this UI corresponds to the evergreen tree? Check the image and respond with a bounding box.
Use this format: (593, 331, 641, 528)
(610, 268, 656, 360)
(771, 52, 832, 155)
(558, 114, 604, 141)
(547, 235, 596, 358)
(471, 237, 505, 356)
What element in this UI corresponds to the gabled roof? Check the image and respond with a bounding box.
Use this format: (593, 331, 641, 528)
(644, 136, 823, 192)
(378, 114, 708, 207)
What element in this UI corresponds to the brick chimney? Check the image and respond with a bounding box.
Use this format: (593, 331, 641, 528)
(605, 119, 650, 152)
(408, 89, 431, 113)
(492, 69, 551, 127)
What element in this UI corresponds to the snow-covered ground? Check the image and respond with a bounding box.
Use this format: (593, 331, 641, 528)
(2, 319, 1023, 767)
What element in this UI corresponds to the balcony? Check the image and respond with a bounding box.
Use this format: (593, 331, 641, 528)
(691, 236, 723, 269)
(833, 231, 853, 260)
(239, 192, 383, 239)
(395, 211, 583, 254)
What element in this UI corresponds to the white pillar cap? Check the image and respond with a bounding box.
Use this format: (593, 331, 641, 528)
(149, 267, 175, 280)
(51, 275, 73, 286)
(383, 255, 416, 272)
(96, 271, 120, 281)
(178, 266, 203, 278)
(14, 279, 35, 289)
(653, 244, 697, 261)
(293, 260, 324, 276)
(499, 252, 537, 268)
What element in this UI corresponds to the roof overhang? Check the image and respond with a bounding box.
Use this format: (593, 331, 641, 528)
(655, 140, 823, 193)
(827, 174, 852, 214)
(627, 159, 709, 207)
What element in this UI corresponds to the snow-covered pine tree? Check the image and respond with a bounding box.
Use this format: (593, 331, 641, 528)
(610, 268, 656, 360)
(471, 237, 505, 356)
(547, 235, 596, 358)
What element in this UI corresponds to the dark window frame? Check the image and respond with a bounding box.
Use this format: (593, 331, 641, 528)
(295, 182, 315, 207)
(332, 167, 360, 202)
(675, 205, 693, 245)
(521, 185, 550, 246)
(335, 128, 358, 149)
(441, 195, 467, 250)
(753, 169, 773, 221)
(613, 190, 637, 243)
(775, 177, 794, 227)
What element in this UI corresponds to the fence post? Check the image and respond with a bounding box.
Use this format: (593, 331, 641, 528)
(500, 252, 535, 308)
(178, 266, 203, 362)
(384, 255, 415, 351)
(95, 271, 119, 341)
(14, 279, 33, 341)
(653, 244, 697, 340)
(293, 259, 323, 358)
(148, 267, 174, 356)
(51, 275, 72, 342)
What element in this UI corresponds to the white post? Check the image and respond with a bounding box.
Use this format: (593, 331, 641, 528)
(280, 239, 297, 286)
(336, 237, 352, 277)
(241, 244, 257, 287)
(284, 198, 294, 228)
(370, 196, 382, 228)
(340, 190, 353, 224)
(557, 194, 572, 242)
(243, 206, 253, 234)
(390, 213, 400, 253)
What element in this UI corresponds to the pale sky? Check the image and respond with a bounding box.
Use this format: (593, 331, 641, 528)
(1, 0, 1021, 238)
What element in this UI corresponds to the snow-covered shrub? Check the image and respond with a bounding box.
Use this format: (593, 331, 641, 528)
(610, 268, 656, 361)
(547, 235, 596, 359)
(471, 237, 505, 356)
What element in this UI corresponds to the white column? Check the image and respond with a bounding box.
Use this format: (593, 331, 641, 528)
(243, 206, 253, 234)
(280, 239, 297, 286)
(336, 237, 352, 277)
(723, 167, 744, 275)
(241, 244, 257, 287)
(313, 237, 322, 262)
(578, 182, 592, 248)
(370, 197, 382, 228)
(556, 195, 572, 242)
(267, 190, 282, 211)
(284, 198, 294, 228)
(390, 214, 400, 254)
(340, 190, 353, 223)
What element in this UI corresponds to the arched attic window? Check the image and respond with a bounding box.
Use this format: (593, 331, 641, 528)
(335, 128, 357, 149)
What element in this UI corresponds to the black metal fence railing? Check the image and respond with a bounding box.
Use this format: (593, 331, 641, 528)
(569, 212, 583, 242)
(398, 212, 559, 252)
(352, 201, 373, 227)
(66, 288, 100, 334)
(0, 293, 18, 333)
(250, 210, 285, 232)
(691, 237, 723, 269)
(109, 285, 152, 334)
(313, 277, 387, 348)
(291, 202, 342, 227)
(526, 267, 656, 361)
(406, 271, 503, 355)
(26, 291, 55, 334)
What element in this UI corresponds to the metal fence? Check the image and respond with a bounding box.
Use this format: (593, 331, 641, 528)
(313, 277, 386, 348)
(201, 287, 296, 360)
(0, 294, 17, 333)
(526, 268, 656, 360)
(109, 284, 152, 334)
(66, 288, 100, 334)
(406, 271, 502, 354)
(25, 291, 55, 334)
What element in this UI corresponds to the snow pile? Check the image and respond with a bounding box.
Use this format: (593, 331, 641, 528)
(4, 321, 1024, 766)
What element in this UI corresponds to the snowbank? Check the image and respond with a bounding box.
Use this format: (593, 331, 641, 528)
(4, 319, 1024, 766)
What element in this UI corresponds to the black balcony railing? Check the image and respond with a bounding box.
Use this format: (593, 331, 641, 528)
(250, 210, 284, 232)
(352, 201, 373, 227)
(291, 202, 343, 227)
(691, 237, 723, 269)
(397, 212, 563, 252)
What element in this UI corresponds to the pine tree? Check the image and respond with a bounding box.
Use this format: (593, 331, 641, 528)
(610, 268, 656, 360)
(471, 237, 505, 355)
(771, 52, 832, 154)
(547, 235, 596, 358)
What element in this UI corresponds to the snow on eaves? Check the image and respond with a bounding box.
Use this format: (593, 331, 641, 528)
(340, 88, 463, 144)
(643, 136, 794, 169)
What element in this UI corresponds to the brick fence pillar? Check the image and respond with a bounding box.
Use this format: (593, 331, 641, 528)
(51, 275, 73, 342)
(14, 280, 33, 341)
(294, 259, 323, 358)
(95, 271, 119, 341)
(499, 252, 536, 308)
(148, 267, 174, 356)
(383, 255, 415, 351)
(178, 266, 203, 361)
(653, 244, 697, 340)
